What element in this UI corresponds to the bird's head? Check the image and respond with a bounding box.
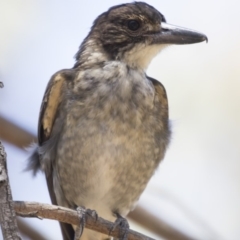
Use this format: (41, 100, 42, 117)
(75, 2, 207, 69)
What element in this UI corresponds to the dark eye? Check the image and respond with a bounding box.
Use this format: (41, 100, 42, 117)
(127, 20, 140, 31)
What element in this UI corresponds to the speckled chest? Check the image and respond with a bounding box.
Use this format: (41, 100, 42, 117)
(55, 62, 168, 214)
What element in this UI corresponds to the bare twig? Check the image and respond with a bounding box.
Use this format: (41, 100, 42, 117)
(0, 141, 21, 240)
(0, 116, 36, 149)
(14, 201, 155, 240)
(17, 218, 47, 240)
(129, 206, 194, 240)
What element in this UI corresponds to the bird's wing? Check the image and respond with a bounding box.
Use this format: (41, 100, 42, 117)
(147, 76, 168, 111)
(38, 69, 75, 143)
(38, 69, 76, 240)
(147, 75, 169, 136)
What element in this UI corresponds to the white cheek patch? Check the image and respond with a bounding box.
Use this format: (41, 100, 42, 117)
(123, 43, 169, 70)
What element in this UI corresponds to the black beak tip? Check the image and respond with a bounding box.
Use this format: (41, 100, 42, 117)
(188, 32, 208, 44)
(205, 35, 208, 43)
(190, 31, 208, 44)
(201, 34, 208, 43)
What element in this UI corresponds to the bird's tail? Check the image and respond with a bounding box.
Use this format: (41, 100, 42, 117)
(25, 144, 41, 175)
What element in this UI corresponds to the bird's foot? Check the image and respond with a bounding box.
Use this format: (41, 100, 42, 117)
(74, 206, 98, 240)
(110, 213, 129, 240)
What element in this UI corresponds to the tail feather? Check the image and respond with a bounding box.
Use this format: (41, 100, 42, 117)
(25, 146, 41, 176)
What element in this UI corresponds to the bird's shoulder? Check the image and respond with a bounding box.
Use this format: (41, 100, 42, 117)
(38, 69, 76, 145)
(147, 75, 168, 105)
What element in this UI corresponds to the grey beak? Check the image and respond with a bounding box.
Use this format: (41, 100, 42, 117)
(152, 22, 208, 44)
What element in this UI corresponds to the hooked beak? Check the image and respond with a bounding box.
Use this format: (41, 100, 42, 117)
(152, 22, 208, 44)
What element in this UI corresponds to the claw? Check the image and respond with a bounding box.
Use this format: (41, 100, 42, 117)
(74, 207, 86, 240)
(110, 213, 129, 240)
(74, 207, 99, 240)
(86, 208, 98, 222)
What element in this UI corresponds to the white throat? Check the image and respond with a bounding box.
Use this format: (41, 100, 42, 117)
(122, 44, 168, 70)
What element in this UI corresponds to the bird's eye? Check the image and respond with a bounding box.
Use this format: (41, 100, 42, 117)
(127, 20, 140, 31)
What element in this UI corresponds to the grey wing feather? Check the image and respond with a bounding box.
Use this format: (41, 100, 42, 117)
(27, 69, 76, 240)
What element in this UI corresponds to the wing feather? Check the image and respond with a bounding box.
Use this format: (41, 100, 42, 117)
(38, 69, 76, 240)
(38, 69, 75, 144)
(147, 76, 168, 115)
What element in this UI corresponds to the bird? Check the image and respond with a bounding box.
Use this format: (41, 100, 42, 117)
(28, 1, 207, 240)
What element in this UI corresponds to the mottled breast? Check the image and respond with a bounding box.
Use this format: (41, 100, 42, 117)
(53, 61, 170, 218)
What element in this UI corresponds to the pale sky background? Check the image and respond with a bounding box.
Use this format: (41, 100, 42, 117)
(0, 0, 240, 239)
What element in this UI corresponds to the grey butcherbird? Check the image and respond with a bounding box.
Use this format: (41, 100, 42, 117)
(28, 2, 207, 240)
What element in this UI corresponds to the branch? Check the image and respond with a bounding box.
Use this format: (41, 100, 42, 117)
(17, 218, 47, 240)
(0, 141, 22, 240)
(0, 116, 36, 149)
(129, 206, 194, 240)
(14, 201, 155, 240)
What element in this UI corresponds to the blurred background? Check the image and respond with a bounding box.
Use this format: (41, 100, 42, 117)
(0, 0, 240, 239)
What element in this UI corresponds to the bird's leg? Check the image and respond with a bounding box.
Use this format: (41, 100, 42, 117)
(110, 213, 129, 240)
(74, 207, 86, 240)
(74, 206, 98, 240)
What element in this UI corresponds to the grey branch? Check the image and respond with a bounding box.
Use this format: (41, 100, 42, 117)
(129, 206, 194, 240)
(0, 141, 21, 240)
(14, 201, 155, 240)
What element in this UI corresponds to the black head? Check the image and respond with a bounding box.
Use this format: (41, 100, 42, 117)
(90, 2, 166, 57)
(75, 2, 207, 69)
